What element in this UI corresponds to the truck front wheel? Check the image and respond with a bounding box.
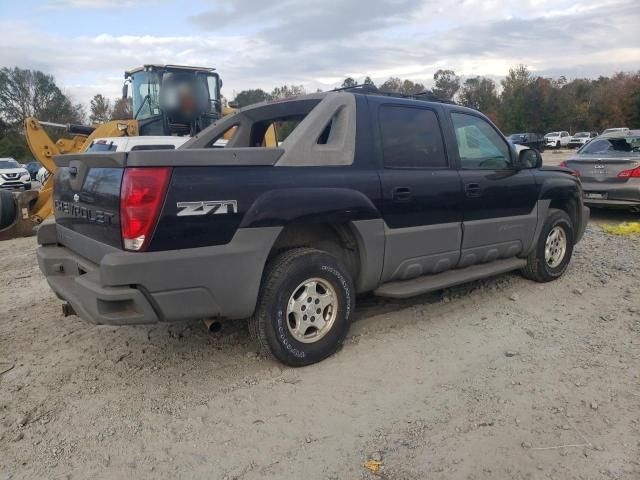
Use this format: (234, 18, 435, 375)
(521, 209, 574, 282)
(249, 248, 355, 366)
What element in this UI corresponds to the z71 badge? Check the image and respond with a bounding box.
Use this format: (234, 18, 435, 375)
(176, 200, 238, 216)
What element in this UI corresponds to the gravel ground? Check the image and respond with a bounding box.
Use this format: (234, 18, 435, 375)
(1, 219, 639, 480)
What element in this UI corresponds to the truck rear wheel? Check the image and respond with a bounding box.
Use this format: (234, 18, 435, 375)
(521, 209, 574, 282)
(0, 191, 17, 230)
(249, 248, 355, 367)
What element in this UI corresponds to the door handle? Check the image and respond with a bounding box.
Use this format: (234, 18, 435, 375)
(464, 183, 482, 197)
(391, 186, 412, 202)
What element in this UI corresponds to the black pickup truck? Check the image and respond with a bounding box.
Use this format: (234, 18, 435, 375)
(37, 91, 589, 366)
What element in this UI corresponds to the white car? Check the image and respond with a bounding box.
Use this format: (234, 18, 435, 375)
(544, 131, 571, 149)
(567, 131, 598, 149)
(601, 127, 629, 135)
(36, 166, 50, 186)
(0, 158, 31, 190)
(86, 135, 191, 153)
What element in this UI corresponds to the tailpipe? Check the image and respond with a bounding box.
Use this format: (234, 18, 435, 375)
(62, 303, 76, 317)
(203, 318, 222, 333)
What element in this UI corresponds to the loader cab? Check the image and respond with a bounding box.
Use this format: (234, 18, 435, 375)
(123, 65, 222, 137)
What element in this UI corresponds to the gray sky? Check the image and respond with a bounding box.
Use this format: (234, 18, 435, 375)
(0, 0, 638, 109)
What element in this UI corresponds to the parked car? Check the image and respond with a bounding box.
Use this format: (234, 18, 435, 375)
(567, 131, 598, 149)
(86, 135, 191, 152)
(38, 91, 589, 366)
(0, 158, 31, 190)
(561, 130, 640, 210)
(25, 161, 42, 180)
(508, 132, 545, 152)
(602, 127, 629, 135)
(36, 166, 50, 186)
(545, 131, 571, 148)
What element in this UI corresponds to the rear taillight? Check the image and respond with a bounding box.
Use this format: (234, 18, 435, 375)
(617, 166, 640, 178)
(559, 161, 580, 177)
(120, 167, 171, 251)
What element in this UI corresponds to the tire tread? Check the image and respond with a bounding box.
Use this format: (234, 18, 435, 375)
(249, 248, 323, 361)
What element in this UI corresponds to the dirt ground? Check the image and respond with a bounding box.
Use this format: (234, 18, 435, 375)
(1, 211, 639, 479)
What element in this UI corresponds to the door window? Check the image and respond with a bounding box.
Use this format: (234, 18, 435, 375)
(451, 112, 511, 169)
(379, 106, 447, 168)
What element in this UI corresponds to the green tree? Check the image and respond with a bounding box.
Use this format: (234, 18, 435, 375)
(498, 65, 533, 133)
(379, 77, 425, 95)
(89, 94, 112, 124)
(0, 118, 28, 160)
(379, 77, 402, 92)
(341, 77, 357, 88)
(458, 76, 499, 112)
(233, 89, 271, 108)
(363, 76, 375, 86)
(270, 85, 306, 100)
(111, 97, 133, 120)
(0, 67, 84, 128)
(432, 69, 460, 100)
(0, 67, 84, 160)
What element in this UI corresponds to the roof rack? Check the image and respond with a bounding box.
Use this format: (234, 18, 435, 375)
(330, 84, 456, 104)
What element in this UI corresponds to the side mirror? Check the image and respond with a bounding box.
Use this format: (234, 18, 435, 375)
(518, 148, 543, 169)
(122, 81, 129, 99)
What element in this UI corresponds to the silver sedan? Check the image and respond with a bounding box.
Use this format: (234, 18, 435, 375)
(561, 131, 640, 210)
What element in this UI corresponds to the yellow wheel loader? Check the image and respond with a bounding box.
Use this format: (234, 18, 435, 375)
(0, 65, 272, 240)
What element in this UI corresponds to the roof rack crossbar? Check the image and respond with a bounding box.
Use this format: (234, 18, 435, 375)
(330, 84, 456, 104)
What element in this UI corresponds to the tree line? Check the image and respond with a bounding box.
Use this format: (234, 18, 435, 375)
(1, 65, 638, 161)
(233, 66, 640, 135)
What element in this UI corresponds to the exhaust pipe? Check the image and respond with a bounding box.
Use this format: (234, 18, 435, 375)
(62, 303, 76, 317)
(203, 318, 222, 333)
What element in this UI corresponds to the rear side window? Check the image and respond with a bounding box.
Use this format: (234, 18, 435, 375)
(379, 106, 447, 168)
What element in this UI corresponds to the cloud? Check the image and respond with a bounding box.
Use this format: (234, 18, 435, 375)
(0, 0, 638, 113)
(45, 0, 149, 8)
(189, 0, 426, 46)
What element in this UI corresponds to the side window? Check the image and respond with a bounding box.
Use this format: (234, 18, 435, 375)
(450, 112, 511, 170)
(379, 105, 447, 168)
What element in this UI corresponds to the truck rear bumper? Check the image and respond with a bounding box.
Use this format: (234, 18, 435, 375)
(37, 222, 281, 326)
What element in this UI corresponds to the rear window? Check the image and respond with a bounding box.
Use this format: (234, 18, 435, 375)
(580, 136, 640, 155)
(87, 142, 117, 152)
(379, 105, 447, 168)
(206, 98, 322, 148)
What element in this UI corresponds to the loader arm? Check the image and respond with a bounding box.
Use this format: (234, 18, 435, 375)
(23, 117, 139, 223)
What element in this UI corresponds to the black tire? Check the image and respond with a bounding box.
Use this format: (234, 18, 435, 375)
(521, 209, 574, 282)
(249, 248, 355, 367)
(0, 190, 17, 230)
(556, 141, 561, 149)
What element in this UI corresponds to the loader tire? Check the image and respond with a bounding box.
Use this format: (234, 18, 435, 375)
(0, 190, 17, 230)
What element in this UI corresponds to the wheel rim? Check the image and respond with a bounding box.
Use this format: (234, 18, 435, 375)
(545, 226, 567, 268)
(286, 277, 338, 344)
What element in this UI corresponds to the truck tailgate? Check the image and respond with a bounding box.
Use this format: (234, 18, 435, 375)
(53, 152, 126, 255)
